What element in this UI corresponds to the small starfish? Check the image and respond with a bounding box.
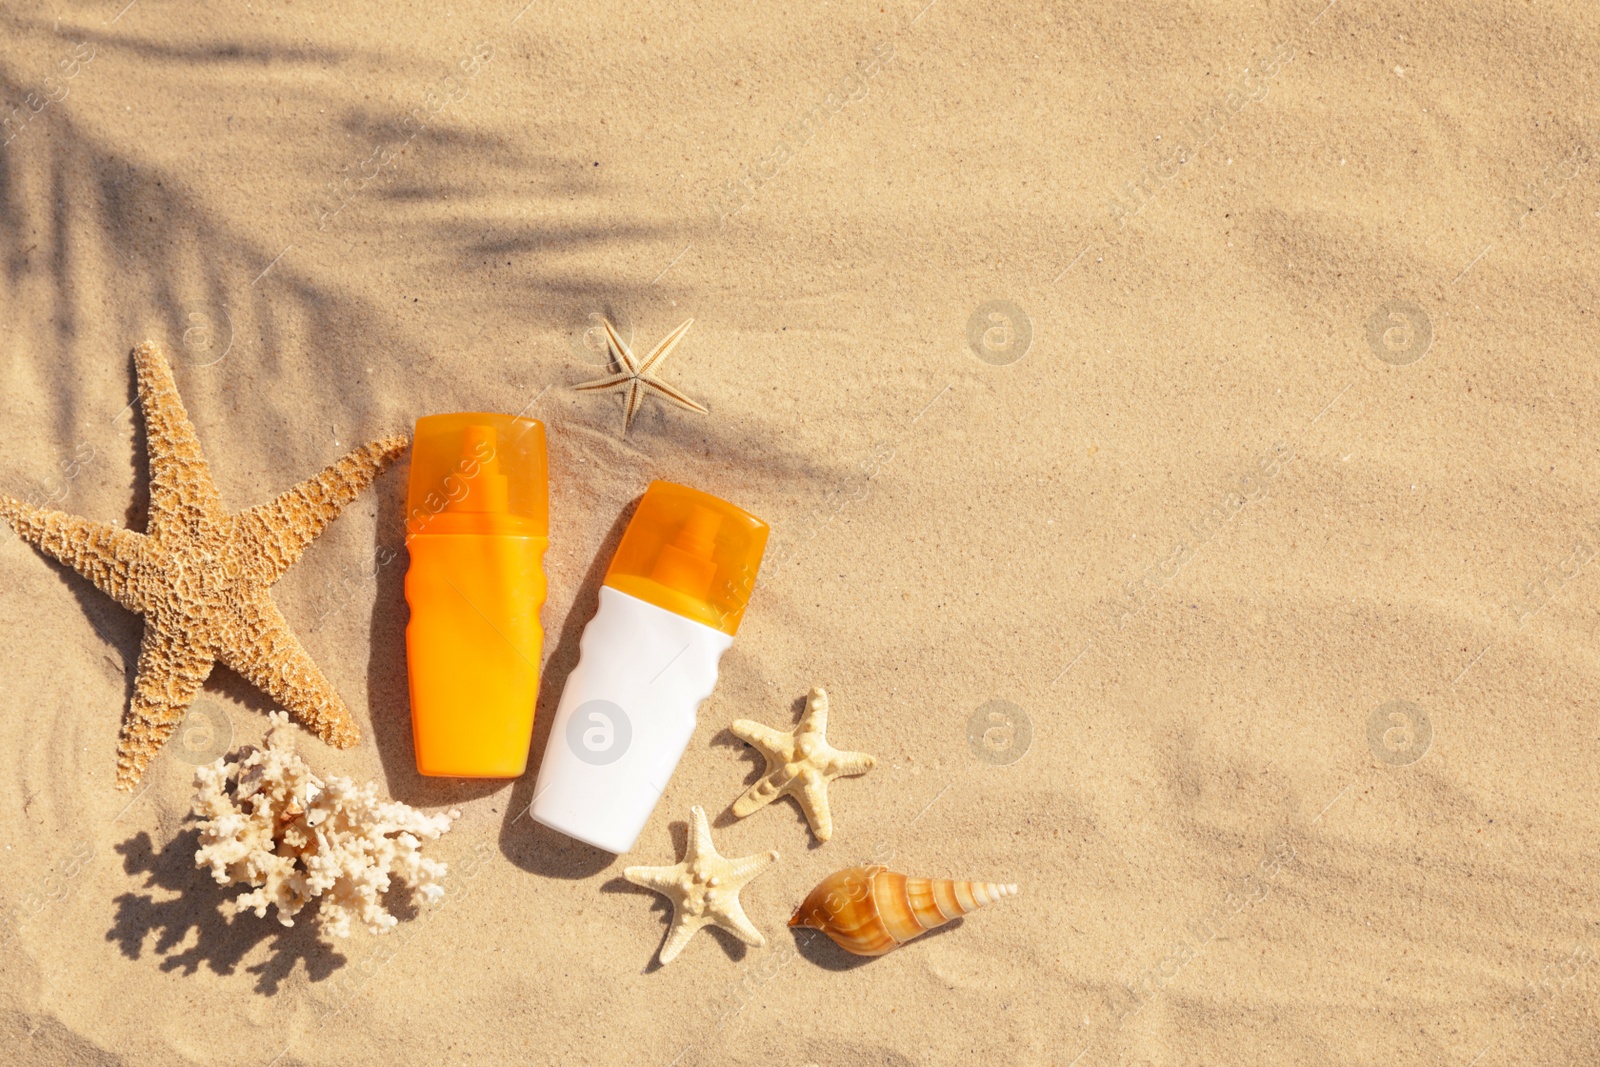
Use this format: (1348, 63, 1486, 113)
(572, 317, 707, 433)
(0, 341, 407, 789)
(729, 687, 876, 842)
(624, 805, 779, 965)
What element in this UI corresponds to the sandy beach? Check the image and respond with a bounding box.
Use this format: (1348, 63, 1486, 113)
(2, 1, 1599, 1064)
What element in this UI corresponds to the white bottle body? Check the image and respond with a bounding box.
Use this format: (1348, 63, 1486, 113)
(530, 585, 733, 853)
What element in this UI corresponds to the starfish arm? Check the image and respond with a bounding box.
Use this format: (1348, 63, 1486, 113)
(0, 496, 155, 613)
(730, 769, 795, 818)
(711, 896, 766, 948)
(131, 341, 226, 535)
(623, 864, 686, 893)
(600, 317, 641, 374)
(657, 912, 709, 965)
(795, 773, 835, 841)
(639, 376, 709, 415)
(236, 435, 408, 583)
(724, 849, 779, 884)
(683, 805, 717, 864)
(637, 319, 694, 375)
(217, 595, 360, 749)
(621, 379, 646, 432)
(729, 719, 791, 759)
(115, 626, 216, 790)
(829, 750, 877, 778)
(798, 687, 830, 735)
(571, 371, 634, 394)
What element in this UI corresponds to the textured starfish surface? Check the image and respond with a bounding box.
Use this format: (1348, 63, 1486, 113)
(624, 805, 779, 965)
(0, 341, 408, 790)
(729, 687, 877, 842)
(572, 317, 707, 433)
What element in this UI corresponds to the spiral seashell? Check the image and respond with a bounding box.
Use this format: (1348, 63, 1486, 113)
(788, 865, 1018, 956)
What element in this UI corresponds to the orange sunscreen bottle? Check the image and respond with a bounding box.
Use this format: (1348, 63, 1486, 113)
(404, 412, 548, 777)
(531, 481, 768, 853)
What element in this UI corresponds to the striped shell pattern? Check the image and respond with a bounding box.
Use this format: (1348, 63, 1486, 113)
(788, 865, 1018, 956)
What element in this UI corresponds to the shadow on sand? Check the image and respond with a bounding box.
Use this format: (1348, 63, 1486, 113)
(106, 829, 351, 995)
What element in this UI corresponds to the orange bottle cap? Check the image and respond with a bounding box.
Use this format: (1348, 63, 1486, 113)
(406, 413, 548, 537)
(603, 481, 768, 634)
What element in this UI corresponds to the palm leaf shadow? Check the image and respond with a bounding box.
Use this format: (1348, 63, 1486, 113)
(0, 39, 906, 848)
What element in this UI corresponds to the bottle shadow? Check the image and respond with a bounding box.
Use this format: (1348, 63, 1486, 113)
(362, 459, 504, 811)
(105, 828, 349, 995)
(495, 498, 640, 879)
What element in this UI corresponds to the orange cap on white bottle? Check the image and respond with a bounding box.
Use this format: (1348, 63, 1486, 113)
(602, 481, 769, 634)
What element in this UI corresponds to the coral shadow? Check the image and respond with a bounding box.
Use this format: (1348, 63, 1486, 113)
(106, 829, 347, 995)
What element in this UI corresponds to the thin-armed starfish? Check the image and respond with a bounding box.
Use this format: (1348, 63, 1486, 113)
(624, 805, 779, 965)
(729, 687, 876, 842)
(0, 341, 408, 789)
(572, 317, 707, 433)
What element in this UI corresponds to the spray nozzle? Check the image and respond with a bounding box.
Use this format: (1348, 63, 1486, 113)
(648, 506, 723, 598)
(448, 424, 510, 513)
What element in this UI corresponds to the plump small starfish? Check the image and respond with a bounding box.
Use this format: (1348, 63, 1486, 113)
(729, 687, 876, 842)
(624, 804, 779, 965)
(0, 341, 408, 789)
(572, 317, 707, 433)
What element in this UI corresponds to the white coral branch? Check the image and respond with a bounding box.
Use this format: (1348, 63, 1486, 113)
(192, 712, 458, 938)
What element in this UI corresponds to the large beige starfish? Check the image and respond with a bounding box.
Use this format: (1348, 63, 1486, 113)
(572, 317, 707, 433)
(0, 341, 407, 790)
(729, 687, 876, 842)
(624, 805, 779, 965)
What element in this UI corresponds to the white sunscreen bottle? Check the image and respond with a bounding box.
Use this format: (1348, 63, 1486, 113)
(531, 480, 769, 853)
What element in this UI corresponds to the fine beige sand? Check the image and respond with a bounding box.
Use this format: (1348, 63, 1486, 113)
(2, 2, 1599, 1064)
